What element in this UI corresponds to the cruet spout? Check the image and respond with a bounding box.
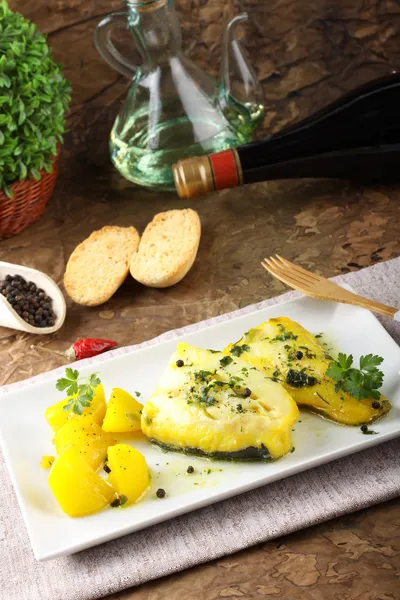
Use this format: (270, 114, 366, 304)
(220, 13, 264, 134)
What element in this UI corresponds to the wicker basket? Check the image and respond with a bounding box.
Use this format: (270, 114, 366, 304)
(0, 152, 59, 239)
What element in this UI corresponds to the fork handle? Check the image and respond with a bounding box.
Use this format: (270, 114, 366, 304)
(336, 288, 398, 319)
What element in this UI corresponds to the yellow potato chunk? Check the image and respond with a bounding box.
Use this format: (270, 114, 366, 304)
(102, 388, 143, 433)
(107, 444, 149, 506)
(48, 446, 115, 517)
(54, 417, 115, 470)
(40, 455, 55, 469)
(44, 384, 107, 432)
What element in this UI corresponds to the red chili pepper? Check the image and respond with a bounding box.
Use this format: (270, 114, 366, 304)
(32, 338, 118, 361)
(69, 338, 118, 360)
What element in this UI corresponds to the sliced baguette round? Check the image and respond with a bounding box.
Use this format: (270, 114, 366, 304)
(64, 226, 140, 306)
(130, 209, 201, 288)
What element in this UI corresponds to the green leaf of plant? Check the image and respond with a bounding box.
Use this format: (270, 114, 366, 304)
(65, 367, 78, 381)
(359, 354, 384, 372)
(325, 361, 344, 383)
(56, 378, 72, 392)
(56, 368, 101, 416)
(0, 3, 71, 195)
(72, 402, 84, 415)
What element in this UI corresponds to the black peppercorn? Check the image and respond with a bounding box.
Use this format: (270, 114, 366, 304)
(295, 350, 303, 360)
(360, 424, 368, 433)
(187, 466, 194, 474)
(0, 274, 57, 329)
(156, 488, 166, 498)
(176, 359, 184, 367)
(243, 387, 251, 397)
(110, 497, 121, 507)
(103, 463, 111, 474)
(372, 401, 381, 409)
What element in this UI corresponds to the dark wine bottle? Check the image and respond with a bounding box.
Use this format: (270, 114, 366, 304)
(172, 74, 400, 198)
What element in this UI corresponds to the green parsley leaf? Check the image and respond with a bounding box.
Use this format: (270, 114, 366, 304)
(359, 354, 384, 372)
(56, 378, 73, 392)
(65, 367, 79, 381)
(56, 369, 101, 415)
(326, 353, 384, 401)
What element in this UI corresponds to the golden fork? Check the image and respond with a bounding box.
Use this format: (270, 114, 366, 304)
(261, 255, 399, 321)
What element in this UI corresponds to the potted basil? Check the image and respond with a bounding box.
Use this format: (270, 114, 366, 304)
(0, 1, 71, 238)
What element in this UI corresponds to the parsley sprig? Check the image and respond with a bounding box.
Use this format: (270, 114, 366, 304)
(326, 353, 384, 400)
(56, 368, 101, 415)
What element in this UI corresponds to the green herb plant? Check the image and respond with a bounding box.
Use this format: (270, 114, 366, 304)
(56, 368, 101, 415)
(326, 353, 384, 400)
(0, 1, 71, 196)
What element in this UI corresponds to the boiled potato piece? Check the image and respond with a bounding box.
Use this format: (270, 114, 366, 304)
(44, 384, 107, 432)
(54, 417, 115, 470)
(102, 388, 143, 433)
(48, 446, 115, 517)
(225, 317, 391, 425)
(40, 455, 55, 469)
(141, 343, 299, 460)
(107, 444, 150, 505)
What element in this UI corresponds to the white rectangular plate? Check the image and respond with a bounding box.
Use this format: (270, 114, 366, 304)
(0, 295, 399, 561)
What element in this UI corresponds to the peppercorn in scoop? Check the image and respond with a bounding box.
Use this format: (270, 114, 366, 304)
(0, 274, 57, 328)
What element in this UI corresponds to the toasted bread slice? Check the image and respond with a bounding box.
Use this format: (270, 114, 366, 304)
(64, 226, 140, 306)
(130, 209, 201, 288)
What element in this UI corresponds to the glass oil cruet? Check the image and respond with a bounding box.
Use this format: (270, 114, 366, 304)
(95, 0, 264, 191)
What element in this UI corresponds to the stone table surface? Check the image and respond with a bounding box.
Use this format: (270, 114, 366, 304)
(2, 1, 400, 598)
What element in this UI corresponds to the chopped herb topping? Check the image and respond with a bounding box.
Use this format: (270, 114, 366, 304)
(360, 425, 378, 435)
(220, 355, 233, 367)
(194, 370, 214, 382)
(270, 324, 298, 343)
(230, 344, 250, 357)
(286, 369, 317, 388)
(298, 346, 317, 359)
(236, 403, 245, 413)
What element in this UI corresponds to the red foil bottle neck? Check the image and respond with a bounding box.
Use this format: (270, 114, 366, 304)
(209, 148, 243, 190)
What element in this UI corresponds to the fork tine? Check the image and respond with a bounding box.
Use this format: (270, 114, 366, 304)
(264, 258, 314, 288)
(261, 261, 310, 292)
(275, 254, 322, 282)
(268, 255, 318, 286)
(261, 260, 313, 290)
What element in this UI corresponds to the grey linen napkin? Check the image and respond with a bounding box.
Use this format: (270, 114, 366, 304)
(0, 258, 399, 600)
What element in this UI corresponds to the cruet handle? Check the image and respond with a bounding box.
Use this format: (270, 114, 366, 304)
(94, 13, 136, 79)
(220, 13, 264, 128)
